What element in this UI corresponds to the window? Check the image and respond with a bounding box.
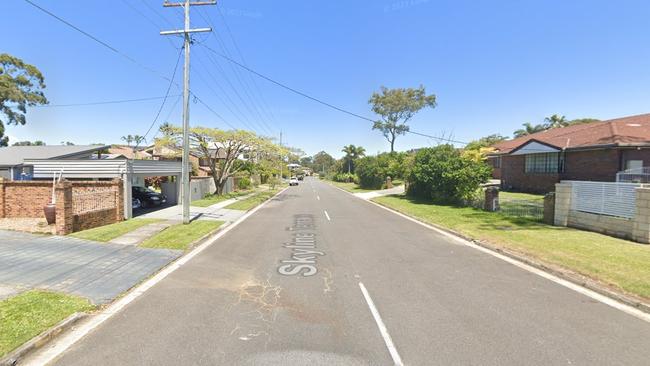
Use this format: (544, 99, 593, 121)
(525, 153, 561, 174)
(626, 160, 643, 171)
(491, 156, 501, 168)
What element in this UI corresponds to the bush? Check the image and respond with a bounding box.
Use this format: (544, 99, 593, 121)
(406, 145, 491, 204)
(237, 177, 252, 190)
(355, 157, 384, 189)
(333, 172, 355, 183)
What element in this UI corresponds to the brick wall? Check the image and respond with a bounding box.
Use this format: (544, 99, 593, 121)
(501, 155, 560, 193)
(0, 178, 124, 235)
(0, 180, 53, 218)
(562, 149, 621, 181)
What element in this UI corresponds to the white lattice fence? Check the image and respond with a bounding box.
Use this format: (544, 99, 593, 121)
(570, 181, 640, 219)
(72, 190, 117, 215)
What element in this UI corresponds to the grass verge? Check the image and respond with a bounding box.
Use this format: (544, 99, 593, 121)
(328, 181, 381, 193)
(192, 190, 253, 208)
(140, 220, 224, 251)
(69, 219, 162, 242)
(0, 291, 93, 358)
(225, 189, 280, 211)
(373, 194, 650, 301)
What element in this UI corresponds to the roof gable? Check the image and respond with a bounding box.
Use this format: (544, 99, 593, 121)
(0, 145, 109, 166)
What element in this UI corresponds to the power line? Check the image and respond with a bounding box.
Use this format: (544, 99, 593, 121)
(138, 46, 184, 146)
(33, 95, 183, 108)
(198, 43, 467, 145)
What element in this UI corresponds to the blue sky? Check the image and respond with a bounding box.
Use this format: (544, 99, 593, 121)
(3, 0, 650, 157)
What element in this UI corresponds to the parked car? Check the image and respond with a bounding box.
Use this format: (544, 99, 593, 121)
(132, 186, 167, 207)
(297, 175, 304, 181)
(289, 177, 299, 186)
(132, 198, 142, 210)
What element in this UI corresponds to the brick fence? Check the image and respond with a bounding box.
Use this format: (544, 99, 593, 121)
(0, 178, 124, 235)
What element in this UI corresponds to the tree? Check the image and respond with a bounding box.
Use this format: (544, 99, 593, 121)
(60, 141, 74, 146)
(133, 135, 146, 146)
(341, 144, 366, 174)
(369, 85, 437, 152)
(13, 140, 45, 146)
(544, 114, 568, 129)
(513, 122, 547, 138)
(465, 134, 507, 151)
(568, 118, 600, 125)
(121, 135, 134, 146)
(0, 54, 48, 146)
(162, 126, 285, 195)
(312, 151, 336, 175)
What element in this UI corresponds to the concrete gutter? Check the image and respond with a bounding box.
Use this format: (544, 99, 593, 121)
(0, 313, 87, 366)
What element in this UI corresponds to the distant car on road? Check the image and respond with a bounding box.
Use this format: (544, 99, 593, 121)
(297, 175, 304, 181)
(132, 186, 167, 208)
(289, 177, 299, 186)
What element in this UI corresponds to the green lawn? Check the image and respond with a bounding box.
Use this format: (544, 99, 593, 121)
(69, 219, 161, 242)
(373, 194, 650, 300)
(139, 220, 224, 251)
(192, 190, 253, 208)
(500, 191, 545, 201)
(225, 189, 281, 211)
(0, 291, 93, 358)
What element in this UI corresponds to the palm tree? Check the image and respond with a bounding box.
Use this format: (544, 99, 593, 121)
(121, 135, 134, 146)
(513, 123, 546, 138)
(342, 145, 366, 175)
(544, 114, 568, 129)
(133, 135, 146, 147)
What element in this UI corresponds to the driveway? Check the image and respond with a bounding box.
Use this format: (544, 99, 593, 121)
(0, 231, 181, 304)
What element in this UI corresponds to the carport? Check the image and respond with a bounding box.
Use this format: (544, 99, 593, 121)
(25, 158, 184, 219)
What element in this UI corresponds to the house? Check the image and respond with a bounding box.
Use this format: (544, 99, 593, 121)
(106, 145, 152, 160)
(0, 144, 182, 219)
(0, 145, 110, 180)
(489, 113, 650, 193)
(144, 145, 227, 177)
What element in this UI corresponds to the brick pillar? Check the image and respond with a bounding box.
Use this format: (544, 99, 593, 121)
(554, 182, 572, 226)
(0, 178, 5, 218)
(386, 176, 393, 189)
(114, 178, 124, 222)
(55, 180, 73, 235)
(484, 187, 499, 211)
(543, 192, 556, 225)
(632, 187, 650, 244)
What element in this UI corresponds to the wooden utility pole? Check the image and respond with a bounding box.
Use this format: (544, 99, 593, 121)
(160, 0, 215, 224)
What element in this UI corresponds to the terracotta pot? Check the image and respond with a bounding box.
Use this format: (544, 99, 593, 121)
(44, 204, 56, 225)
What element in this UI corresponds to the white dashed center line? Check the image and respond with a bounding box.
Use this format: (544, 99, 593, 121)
(317, 195, 321, 201)
(324, 210, 331, 221)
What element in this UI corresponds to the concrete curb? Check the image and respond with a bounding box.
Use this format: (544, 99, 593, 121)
(0, 312, 87, 366)
(369, 197, 650, 315)
(326, 182, 650, 316)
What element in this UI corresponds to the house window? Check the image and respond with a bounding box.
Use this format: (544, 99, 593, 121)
(491, 156, 501, 168)
(626, 160, 643, 171)
(525, 153, 561, 174)
(198, 158, 211, 167)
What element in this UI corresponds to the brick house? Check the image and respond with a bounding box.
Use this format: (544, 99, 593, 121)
(489, 113, 650, 193)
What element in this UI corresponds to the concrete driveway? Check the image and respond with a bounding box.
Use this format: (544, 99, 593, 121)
(0, 230, 181, 304)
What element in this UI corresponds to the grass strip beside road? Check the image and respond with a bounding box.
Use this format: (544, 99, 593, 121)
(192, 190, 253, 208)
(0, 291, 94, 358)
(329, 180, 403, 193)
(373, 194, 650, 301)
(140, 220, 224, 251)
(225, 189, 281, 211)
(69, 219, 162, 242)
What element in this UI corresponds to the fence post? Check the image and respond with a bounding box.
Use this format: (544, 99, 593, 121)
(632, 187, 650, 244)
(484, 187, 499, 212)
(554, 182, 572, 226)
(114, 178, 124, 222)
(543, 192, 556, 225)
(55, 180, 73, 235)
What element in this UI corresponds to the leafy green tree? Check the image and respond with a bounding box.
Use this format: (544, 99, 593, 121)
(312, 151, 336, 175)
(543, 114, 568, 129)
(407, 145, 491, 204)
(0, 54, 48, 146)
(355, 152, 409, 189)
(121, 135, 134, 146)
(13, 140, 45, 146)
(568, 118, 600, 125)
(465, 134, 507, 150)
(133, 135, 146, 147)
(369, 85, 437, 152)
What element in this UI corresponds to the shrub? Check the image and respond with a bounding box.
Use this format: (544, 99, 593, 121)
(333, 172, 355, 183)
(355, 157, 384, 189)
(237, 177, 252, 190)
(406, 145, 491, 204)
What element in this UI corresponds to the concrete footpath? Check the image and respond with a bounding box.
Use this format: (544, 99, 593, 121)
(41, 177, 650, 365)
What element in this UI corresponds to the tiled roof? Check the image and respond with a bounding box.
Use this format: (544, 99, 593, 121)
(493, 113, 650, 154)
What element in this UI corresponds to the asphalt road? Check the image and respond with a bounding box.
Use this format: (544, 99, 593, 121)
(51, 177, 650, 365)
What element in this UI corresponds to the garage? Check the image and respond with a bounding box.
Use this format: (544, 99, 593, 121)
(25, 158, 183, 219)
